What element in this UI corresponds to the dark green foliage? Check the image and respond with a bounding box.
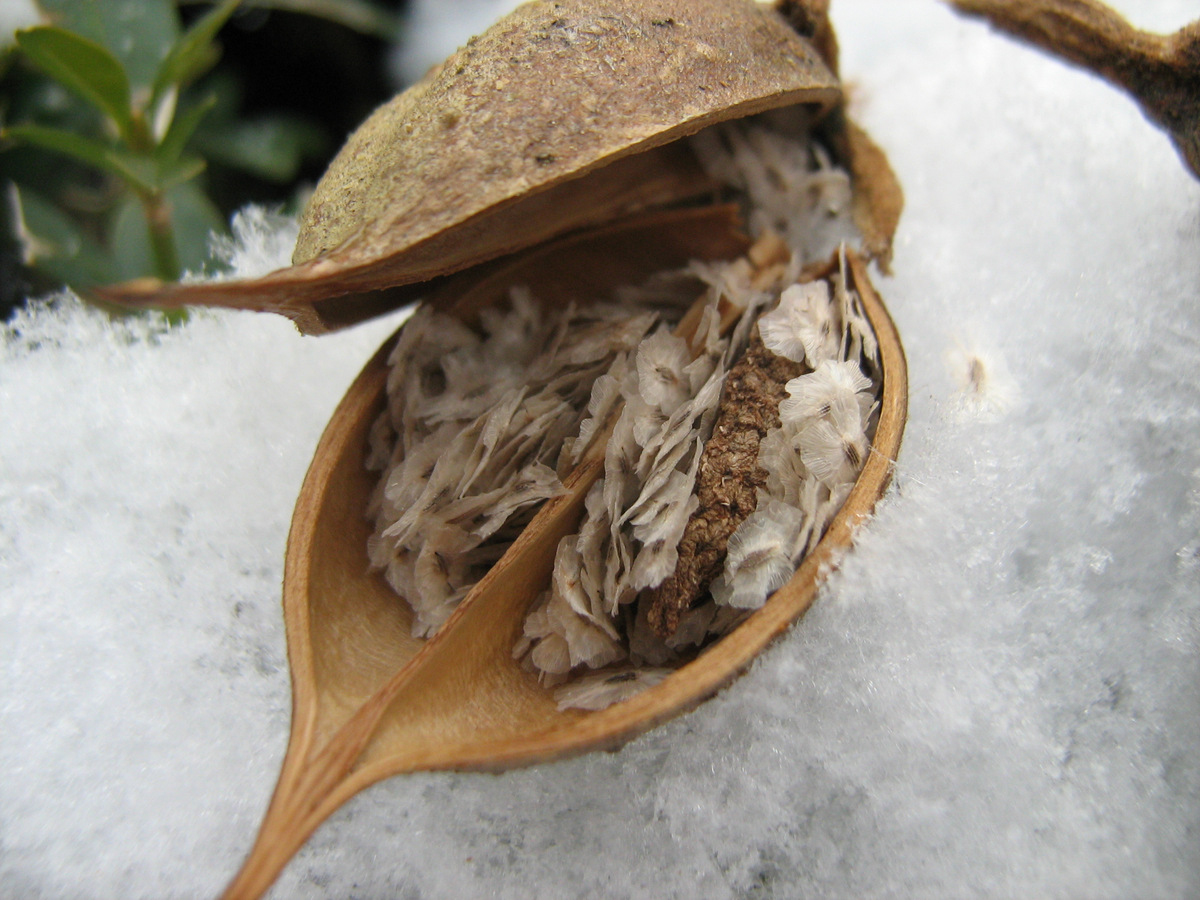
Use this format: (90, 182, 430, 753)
(0, 0, 401, 318)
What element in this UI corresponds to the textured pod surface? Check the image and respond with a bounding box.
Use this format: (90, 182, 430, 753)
(98, 0, 840, 333)
(294, 0, 839, 266)
(213, 212, 906, 898)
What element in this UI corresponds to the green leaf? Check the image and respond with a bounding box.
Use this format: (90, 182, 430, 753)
(15, 186, 118, 290)
(152, 0, 241, 107)
(157, 154, 207, 192)
(191, 113, 327, 182)
(3, 123, 155, 189)
(200, 0, 401, 40)
(155, 93, 217, 163)
(4, 64, 106, 136)
(15, 26, 134, 140)
(4, 124, 113, 170)
(102, 153, 161, 194)
(6, 124, 181, 195)
(171, 182, 227, 273)
(34, 0, 180, 92)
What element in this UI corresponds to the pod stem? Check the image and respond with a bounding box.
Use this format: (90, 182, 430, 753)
(947, 0, 1200, 179)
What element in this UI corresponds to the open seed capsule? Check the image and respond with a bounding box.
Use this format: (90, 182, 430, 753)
(107, 3, 909, 898)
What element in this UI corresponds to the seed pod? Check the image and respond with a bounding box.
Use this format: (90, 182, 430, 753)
(128, 5, 911, 897)
(100, 0, 846, 333)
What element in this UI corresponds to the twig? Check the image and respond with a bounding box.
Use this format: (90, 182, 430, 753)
(947, 0, 1200, 180)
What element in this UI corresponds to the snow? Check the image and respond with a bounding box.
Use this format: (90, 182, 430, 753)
(3, 2, 1198, 897)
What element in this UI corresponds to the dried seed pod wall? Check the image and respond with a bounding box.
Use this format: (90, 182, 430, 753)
(103, 2, 908, 898)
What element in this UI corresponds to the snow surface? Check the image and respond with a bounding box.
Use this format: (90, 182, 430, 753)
(3, 2, 1198, 897)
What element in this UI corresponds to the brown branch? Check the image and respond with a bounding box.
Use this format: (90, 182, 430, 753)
(947, 0, 1200, 179)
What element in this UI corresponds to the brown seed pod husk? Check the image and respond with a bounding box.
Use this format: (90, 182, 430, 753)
(98, 0, 842, 333)
(776, 0, 840, 75)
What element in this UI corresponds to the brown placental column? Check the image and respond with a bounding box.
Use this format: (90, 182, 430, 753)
(645, 329, 808, 639)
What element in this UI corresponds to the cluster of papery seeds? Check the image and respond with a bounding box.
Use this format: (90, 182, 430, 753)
(515, 258, 771, 681)
(365, 288, 678, 635)
(367, 119, 883, 709)
(526, 251, 881, 710)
